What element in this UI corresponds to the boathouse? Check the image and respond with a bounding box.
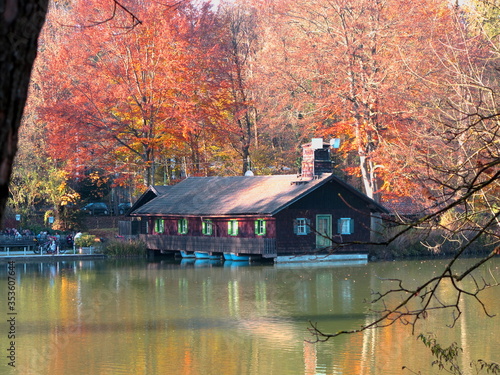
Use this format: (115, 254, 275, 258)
(128, 140, 388, 259)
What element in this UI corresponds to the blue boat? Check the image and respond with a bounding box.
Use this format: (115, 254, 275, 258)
(194, 251, 221, 260)
(180, 250, 195, 258)
(230, 253, 252, 261)
(223, 253, 233, 261)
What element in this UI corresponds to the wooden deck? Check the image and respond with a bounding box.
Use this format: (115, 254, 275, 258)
(140, 234, 277, 258)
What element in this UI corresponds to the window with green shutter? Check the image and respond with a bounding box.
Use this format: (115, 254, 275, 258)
(202, 220, 213, 236)
(178, 218, 188, 234)
(228, 220, 239, 236)
(155, 219, 164, 234)
(254, 219, 266, 236)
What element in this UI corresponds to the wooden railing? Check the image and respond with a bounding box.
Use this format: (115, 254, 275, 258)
(139, 234, 277, 258)
(0, 236, 37, 252)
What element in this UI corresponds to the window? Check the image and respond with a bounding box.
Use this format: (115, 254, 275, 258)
(254, 219, 266, 236)
(338, 218, 354, 235)
(202, 220, 213, 236)
(178, 218, 188, 234)
(154, 219, 164, 234)
(294, 218, 310, 235)
(228, 220, 239, 236)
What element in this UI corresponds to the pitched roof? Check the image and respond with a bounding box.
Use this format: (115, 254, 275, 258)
(151, 185, 171, 196)
(128, 185, 171, 215)
(130, 174, 387, 217)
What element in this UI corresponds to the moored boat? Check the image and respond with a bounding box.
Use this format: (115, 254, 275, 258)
(194, 251, 221, 260)
(180, 250, 195, 258)
(230, 253, 252, 261)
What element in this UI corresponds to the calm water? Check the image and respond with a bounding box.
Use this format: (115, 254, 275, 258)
(1, 257, 499, 375)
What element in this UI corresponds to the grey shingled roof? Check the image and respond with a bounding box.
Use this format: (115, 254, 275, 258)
(150, 185, 171, 197)
(130, 174, 387, 217)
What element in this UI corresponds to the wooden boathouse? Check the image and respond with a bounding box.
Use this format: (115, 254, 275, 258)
(127, 140, 388, 259)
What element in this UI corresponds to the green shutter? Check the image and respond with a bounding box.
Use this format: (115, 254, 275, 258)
(203, 220, 212, 236)
(228, 220, 238, 236)
(255, 219, 266, 236)
(155, 219, 164, 234)
(178, 218, 188, 234)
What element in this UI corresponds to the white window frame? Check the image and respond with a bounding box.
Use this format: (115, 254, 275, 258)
(155, 219, 164, 234)
(228, 220, 239, 236)
(178, 218, 188, 234)
(338, 218, 353, 235)
(296, 218, 308, 235)
(202, 220, 213, 236)
(255, 219, 266, 236)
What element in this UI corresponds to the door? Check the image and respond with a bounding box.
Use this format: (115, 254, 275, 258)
(316, 215, 332, 248)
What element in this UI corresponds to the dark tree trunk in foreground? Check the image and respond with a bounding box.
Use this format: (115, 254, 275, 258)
(0, 1, 48, 223)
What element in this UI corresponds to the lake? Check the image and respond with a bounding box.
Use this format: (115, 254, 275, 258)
(2, 256, 499, 374)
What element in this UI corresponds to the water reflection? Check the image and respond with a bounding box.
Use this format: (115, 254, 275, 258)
(0, 258, 499, 374)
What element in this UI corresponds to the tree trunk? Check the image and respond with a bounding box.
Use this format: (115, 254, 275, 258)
(0, 1, 48, 223)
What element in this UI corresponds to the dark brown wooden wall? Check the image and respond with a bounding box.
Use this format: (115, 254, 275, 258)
(148, 216, 276, 239)
(274, 180, 373, 254)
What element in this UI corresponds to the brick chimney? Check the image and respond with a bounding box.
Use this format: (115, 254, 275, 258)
(301, 138, 333, 179)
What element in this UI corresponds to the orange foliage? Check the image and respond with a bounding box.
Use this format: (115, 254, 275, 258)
(27, 0, 495, 208)
(252, 0, 458, 200)
(38, 0, 233, 186)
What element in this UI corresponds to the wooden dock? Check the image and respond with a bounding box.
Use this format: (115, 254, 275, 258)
(0, 251, 106, 263)
(0, 237, 38, 252)
(0, 236, 106, 262)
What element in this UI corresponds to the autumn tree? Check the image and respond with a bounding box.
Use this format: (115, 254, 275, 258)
(35, 0, 227, 190)
(217, 3, 260, 175)
(307, 4, 500, 357)
(252, 0, 455, 201)
(467, 0, 500, 38)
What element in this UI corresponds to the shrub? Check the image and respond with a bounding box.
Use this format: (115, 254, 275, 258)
(102, 239, 147, 257)
(75, 233, 97, 248)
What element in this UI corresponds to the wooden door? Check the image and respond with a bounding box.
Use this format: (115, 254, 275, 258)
(316, 215, 332, 248)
